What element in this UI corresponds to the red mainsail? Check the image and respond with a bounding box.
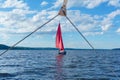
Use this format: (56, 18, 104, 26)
(56, 23, 64, 51)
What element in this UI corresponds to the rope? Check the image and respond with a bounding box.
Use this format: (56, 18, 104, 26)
(0, 4, 119, 79)
(65, 16, 120, 80)
(0, 14, 59, 56)
(59, 5, 120, 80)
(65, 16, 95, 50)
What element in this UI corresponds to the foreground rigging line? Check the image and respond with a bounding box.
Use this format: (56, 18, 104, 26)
(65, 16, 95, 50)
(0, 14, 59, 56)
(66, 16, 120, 80)
(60, 0, 120, 79)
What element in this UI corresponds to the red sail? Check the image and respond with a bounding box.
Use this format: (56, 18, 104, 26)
(56, 23, 64, 51)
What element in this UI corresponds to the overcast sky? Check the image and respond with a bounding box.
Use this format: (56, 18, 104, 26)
(0, 0, 120, 49)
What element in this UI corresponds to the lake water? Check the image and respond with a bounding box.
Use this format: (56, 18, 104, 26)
(0, 50, 120, 80)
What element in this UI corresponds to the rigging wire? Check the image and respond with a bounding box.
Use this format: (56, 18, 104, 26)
(0, 14, 59, 56)
(65, 16, 95, 50)
(60, 5, 96, 50)
(0, 1, 119, 79)
(60, 4, 120, 79)
(65, 15, 120, 80)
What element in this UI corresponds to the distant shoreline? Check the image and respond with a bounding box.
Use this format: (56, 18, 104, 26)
(112, 48, 120, 50)
(0, 44, 119, 50)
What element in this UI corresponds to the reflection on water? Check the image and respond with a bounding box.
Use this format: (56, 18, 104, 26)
(55, 54, 64, 80)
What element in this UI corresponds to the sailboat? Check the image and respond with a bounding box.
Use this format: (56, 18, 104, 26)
(56, 23, 66, 55)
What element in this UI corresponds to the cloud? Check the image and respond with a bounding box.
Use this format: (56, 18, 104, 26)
(101, 9, 120, 31)
(66, 9, 120, 35)
(49, 0, 63, 9)
(0, 8, 58, 35)
(51, 0, 120, 9)
(40, 1, 48, 6)
(84, 32, 104, 36)
(0, 8, 104, 38)
(0, 33, 10, 41)
(0, 0, 120, 40)
(12, 8, 36, 16)
(66, 10, 102, 33)
(69, 0, 107, 9)
(0, 0, 29, 9)
(0, 8, 36, 32)
(108, 0, 120, 7)
(0, 0, 37, 39)
(116, 28, 120, 33)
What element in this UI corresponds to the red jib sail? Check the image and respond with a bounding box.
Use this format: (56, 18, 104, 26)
(56, 23, 64, 51)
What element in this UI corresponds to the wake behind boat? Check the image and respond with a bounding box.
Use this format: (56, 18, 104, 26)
(56, 23, 66, 55)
